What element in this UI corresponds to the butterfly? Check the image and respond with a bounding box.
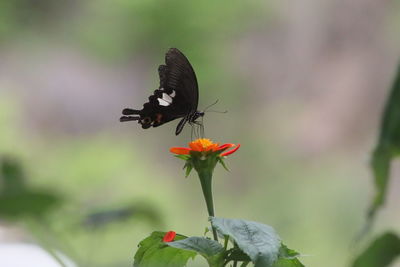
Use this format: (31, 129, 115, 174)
(120, 48, 204, 136)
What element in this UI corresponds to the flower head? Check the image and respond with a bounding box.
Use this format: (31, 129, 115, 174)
(170, 138, 240, 178)
(170, 138, 240, 157)
(162, 231, 176, 242)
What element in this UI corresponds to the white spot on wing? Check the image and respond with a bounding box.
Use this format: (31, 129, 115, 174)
(162, 93, 173, 103)
(169, 90, 176, 98)
(158, 98, 170, 106)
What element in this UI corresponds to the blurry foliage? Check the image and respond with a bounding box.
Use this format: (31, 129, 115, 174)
(352, 232, 400, 267)
(353, 63, 400, 267)
(83, 202, 162, 229)
(0, 0, 74, 39)
(369, 64, 400, 221)
(72, 0, 266, 60)
(0, 157, 60, 219)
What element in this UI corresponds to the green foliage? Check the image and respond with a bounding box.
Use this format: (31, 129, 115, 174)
(72, 0, 265, 60)
(369, 64, 400, 220)
(167, 236, 223, 257)
(136, 227, 304, 267)
(210, 217, 281, 267)
(83, 203, 162, 228)
(352, 232, 400, 267)
(134, 231, 196, 267)
(0, 157, 60, 219)
(217, 157, 230, 172)
(272, 245, 304, 267)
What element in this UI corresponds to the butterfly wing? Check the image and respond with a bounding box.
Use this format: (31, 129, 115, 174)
(163, 48, 199, 113)
(120, 48, 199, 135)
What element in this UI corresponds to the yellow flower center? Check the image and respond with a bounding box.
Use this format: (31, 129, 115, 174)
(189, 138, 219, 152)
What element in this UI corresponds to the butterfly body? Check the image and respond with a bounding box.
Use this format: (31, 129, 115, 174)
(120, 48, 203, 135)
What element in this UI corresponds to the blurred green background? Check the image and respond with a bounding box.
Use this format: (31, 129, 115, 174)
(0, 0, 400, 266)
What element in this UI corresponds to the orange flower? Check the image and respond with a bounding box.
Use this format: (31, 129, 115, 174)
(162, 231, 176, 242)
(170, 138, 240, 157)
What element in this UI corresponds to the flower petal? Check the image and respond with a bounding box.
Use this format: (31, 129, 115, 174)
(217, 143, 235, 151)
(207, 143, 220, 152)
(220, 144, 240, 157)
(170, 147, 191, 155)
(189, 141, 203, 151)
(163, 231, 176, 242)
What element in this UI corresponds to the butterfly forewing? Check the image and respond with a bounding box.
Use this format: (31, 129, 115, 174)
(164, 48, 199, 113)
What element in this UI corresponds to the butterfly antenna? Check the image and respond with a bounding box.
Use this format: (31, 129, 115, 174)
(203, 99, 219, 112)
(207, 109, 228, 113)
(203, 99, 227, 114)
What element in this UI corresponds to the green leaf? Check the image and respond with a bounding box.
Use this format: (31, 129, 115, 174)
(352, 232, 400, 267)
(278, 244, 300, 259)
(273, 244, 304, 267)
(225, 247, 252, 262)
(210, 217, 281, 267)
(0, 157, 26, 193)
(184, 163, 193, 177)
(175, 154, 191, 161)
(134, 231, 196, 267)
(0, 192, 60, 219)
(167, 236, 223, 257)
(369, 64, 400, 220)
(217, 157, 230, 172)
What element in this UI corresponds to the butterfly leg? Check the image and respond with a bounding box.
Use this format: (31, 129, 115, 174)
(122, 108, 141, 115)
(120, 108, 141, 122)
(120, 116, 140, 122)
(191, 124, 194, 141)
(200, 123, 205, 138)
(191, 121, 204, 139)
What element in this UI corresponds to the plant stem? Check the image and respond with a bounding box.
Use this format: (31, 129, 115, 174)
(198, 170, 218, 242)
(223, 236, 229, 250)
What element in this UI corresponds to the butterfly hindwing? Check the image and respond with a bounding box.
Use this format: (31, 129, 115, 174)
(120, 48, 200, 135)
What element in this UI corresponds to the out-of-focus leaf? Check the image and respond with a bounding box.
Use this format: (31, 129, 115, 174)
(0, 157, 61, 219)
(0, 192, 60, 218)
(134, 231, 196, 267)
(210, 217, 281, 267)
(352, 232, 400, 267)
(0, 157, 26, 193)
(84, 203, 162, 228)
(369, 64, 400, 221)
(166, 236, 223, 257)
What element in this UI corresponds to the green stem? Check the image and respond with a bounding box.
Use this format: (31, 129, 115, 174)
(223, 236, 229, 250)
(198, 171, 215, 217)
(198, 170, 218, 242)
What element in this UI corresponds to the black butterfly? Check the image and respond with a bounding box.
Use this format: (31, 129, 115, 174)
(120, 48, 204, 136)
